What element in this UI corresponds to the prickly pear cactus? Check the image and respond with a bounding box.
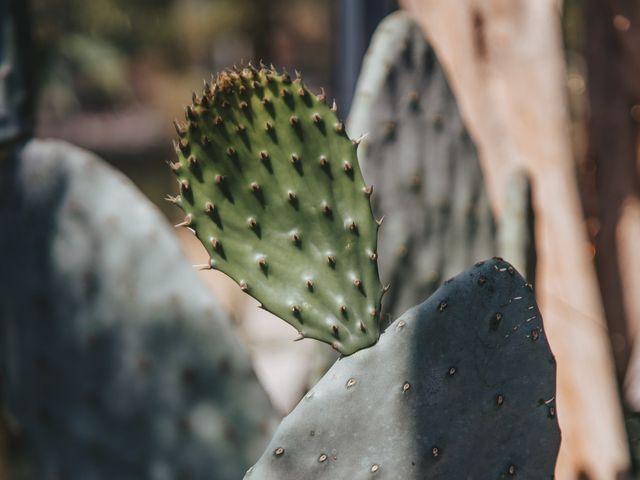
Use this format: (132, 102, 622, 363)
(246, 258, 560, 479)
(170, 67, 384, 355)
(348, 12, 497, 324)
(0, 139, 279, 480)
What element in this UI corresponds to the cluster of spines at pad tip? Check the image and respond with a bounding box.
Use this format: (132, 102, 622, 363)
(168, 64, 386, 355)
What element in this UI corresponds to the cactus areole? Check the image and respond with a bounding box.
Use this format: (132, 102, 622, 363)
(169, 67, 384, 355)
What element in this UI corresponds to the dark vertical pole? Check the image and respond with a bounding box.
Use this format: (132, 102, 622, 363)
(250, 0, 274, 65)
(333, 0, 395, 116)
(585, 1, 640, 471)
(586, 0, 640, 379)
(0, 0, 35, 145)
(0, 3, 34, 477)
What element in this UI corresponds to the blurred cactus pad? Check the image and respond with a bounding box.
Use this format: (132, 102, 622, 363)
(169, 66, 385, 355)
(348, 11, 499, 323)
(0, 139, 279, 479)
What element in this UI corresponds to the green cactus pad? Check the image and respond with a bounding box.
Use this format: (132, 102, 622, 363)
(170, 67, 383, 355)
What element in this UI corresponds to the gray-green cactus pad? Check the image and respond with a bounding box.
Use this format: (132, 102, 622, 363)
(0, 139, 278, 480)
(348, 11, 497, 324)
(170, 67, 384, 355)
(246, 258, 560, 479)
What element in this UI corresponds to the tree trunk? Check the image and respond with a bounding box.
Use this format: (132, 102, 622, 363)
(400, 0, 629, 477)
(586, 0, 640, 407)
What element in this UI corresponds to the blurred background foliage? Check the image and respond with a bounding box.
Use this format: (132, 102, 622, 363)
(27, 0, 588, 220)
(23, 1, 596, 313)
(32, 0, 332, 114)
(29, 0, 333, 217)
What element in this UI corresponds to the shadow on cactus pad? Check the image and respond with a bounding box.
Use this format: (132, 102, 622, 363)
(245, 258, 560, 479)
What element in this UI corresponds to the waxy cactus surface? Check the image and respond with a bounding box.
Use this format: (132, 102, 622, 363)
(0, 139, 278, 480)
(348, 12, 497, 325)
(246, 258, 560, 479)
(170, 67, 384, 355)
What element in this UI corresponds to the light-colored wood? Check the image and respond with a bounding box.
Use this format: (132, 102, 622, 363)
(400, 1, 629, 477)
